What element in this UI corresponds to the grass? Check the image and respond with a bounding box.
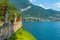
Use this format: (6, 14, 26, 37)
(0, 24, 3, 26)
(9, 27, 37, 40)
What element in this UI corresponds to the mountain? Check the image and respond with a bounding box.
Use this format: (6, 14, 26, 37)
(9, 0, 60, 18)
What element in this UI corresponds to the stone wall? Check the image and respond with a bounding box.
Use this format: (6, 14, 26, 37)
(0, 21, 22, 40)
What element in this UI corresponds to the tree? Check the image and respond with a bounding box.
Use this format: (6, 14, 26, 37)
(0, 0, 22, 23)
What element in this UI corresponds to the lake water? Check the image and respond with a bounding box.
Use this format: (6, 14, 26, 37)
(23, 22, 60, 40)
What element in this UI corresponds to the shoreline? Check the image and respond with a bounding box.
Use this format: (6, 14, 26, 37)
(9, 27, 37, 40)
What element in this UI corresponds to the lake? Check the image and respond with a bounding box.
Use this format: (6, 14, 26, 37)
(23, 21, 60, 40)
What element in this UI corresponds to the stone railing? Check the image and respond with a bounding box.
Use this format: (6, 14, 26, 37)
(0, 21, 22, 40)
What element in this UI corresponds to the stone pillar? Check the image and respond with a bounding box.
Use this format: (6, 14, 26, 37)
(14, 13, 17, 23)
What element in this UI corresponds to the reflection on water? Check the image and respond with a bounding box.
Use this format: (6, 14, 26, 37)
(23, 22, 60, 40)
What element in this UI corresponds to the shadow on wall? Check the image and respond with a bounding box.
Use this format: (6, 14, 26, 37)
(0, 23, 15, 40)
(0, 18, 22, 40)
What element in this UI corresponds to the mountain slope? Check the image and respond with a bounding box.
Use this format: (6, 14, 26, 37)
(9, 0, 60, 18)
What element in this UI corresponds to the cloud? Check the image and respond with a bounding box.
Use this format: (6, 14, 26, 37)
(29, 0, 33, 2)
(39, 4, 50, 9)
(21, 6, 31, 12)
(29, 0, 37, 3)
(55, 2, 60, 8)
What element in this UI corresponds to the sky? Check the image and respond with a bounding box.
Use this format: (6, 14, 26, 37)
(29, 0, 60, 11)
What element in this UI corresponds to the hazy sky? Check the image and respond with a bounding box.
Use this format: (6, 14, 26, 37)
(29, 0, 60, 11)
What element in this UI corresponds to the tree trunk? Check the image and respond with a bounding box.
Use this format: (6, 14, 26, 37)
(4, 11, 9, 24)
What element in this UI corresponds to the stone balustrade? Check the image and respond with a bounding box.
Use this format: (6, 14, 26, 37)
(0, 21, 22, 40)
